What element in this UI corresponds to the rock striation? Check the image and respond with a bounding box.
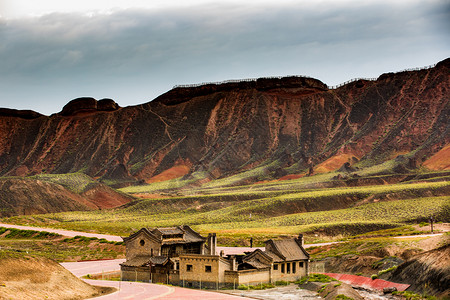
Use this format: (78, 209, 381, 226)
(0, 58, 448, 185)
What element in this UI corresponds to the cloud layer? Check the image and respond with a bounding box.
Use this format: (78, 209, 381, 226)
(0, 1, 449, 114)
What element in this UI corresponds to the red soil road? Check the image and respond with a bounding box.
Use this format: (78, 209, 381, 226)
(323, 273, 410, 291)
(62, 259, 247, 300)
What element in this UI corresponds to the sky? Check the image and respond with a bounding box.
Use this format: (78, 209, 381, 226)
(0, 0, 449, 115)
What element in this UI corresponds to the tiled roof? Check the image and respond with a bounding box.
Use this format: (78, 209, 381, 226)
(152, 227, 185, 236)
(121, 255, 151, 267)
(243, 257, 270, 269)
(269, 239, 309, 261)
(264, 250, 284, 262)
(149, 256, 169, 265)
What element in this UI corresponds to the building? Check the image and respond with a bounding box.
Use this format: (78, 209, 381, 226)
(120, 225, 309, 288)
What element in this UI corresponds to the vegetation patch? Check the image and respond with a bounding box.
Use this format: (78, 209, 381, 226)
(0, 227, 124, 262)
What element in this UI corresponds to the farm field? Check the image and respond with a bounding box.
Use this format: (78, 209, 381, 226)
(2, 169, 448, 246)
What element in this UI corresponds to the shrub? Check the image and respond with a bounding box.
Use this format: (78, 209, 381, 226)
(318, 284, 328, 293)
(274, 280, 289, 286)
(237, 284, 249, 290)
(378, 266, 397, 276)
(336, 295, 354, 300)
(371, 274, 378, 280)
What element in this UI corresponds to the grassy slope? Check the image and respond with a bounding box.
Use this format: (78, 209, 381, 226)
(2, 166, 448, 245)
(0, 227, 124, 262)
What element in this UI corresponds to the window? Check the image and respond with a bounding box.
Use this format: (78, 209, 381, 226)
(139, 239, 145, 246)
(205, 265, 212, 273)
(281, 263, 285, 273)
(187, 264, 193, 272)
(287, 262, 291, 274)
(273, 264, 278, 270)
(293, 262, 296, 273)
(299, 261, 304, 268)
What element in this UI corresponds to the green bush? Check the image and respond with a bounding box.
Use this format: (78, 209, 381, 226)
(371, 274, 378, 280)
(237, 284, 249, 290)
(335, 295, 354, 300)
(377, 266, 397, 276)
(318, 284, 328, 293)
(274, 280, 289, 286)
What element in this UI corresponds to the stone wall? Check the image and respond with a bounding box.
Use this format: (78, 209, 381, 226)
(126, 232, 160, 260)
(121, 265, 151, 282)
(179, 254, 232, 288)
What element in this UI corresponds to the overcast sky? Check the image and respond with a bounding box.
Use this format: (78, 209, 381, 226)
(0, 0, 449, 115)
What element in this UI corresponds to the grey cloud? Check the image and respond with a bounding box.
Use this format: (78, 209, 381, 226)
(0, 1, 449, 114)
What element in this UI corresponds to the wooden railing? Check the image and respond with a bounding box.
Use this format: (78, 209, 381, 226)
(172, 63, 437, 90)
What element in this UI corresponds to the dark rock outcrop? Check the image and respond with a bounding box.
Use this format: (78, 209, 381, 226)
(59, 97, 120, 116)
(0, 108, 43, 119)
(389, 244, 450, 297)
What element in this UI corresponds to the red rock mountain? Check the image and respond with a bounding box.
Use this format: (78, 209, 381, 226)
(0, 58, 449, 187)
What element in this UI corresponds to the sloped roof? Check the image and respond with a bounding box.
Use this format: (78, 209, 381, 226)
(151, 226, 185, 236)
(264, 250, 284, 262)
(266, 239, 309, 262)
(240, 248, 272, 269)
(122, 228, 160, 243)
(121, 255, 151, 267)
(244, 259, 270, 269)
(123, 225, 206, 245)
(181, 225, 206, 243)
(149, 256, 170, 265)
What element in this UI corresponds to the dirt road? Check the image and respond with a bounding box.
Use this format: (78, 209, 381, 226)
(0, 223, 123, 241)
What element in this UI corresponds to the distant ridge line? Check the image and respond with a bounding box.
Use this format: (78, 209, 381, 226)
(173, 75, 313, 89)
(328, 63, 437, 89)
(172, 63, 437, 90)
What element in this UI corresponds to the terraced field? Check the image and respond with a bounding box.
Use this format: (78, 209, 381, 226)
(3, 168, 448, 246)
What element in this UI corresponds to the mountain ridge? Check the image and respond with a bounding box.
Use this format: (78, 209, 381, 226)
(0, 58, 448, 187)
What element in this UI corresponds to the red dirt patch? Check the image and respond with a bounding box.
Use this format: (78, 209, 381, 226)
(146, 163, 191, 183)
(278, 173, 306, 181)
(423, 144, 450, 170)
(315, 153, 358, 173)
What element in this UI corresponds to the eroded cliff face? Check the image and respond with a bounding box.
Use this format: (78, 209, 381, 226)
(0, 59, 449, 184)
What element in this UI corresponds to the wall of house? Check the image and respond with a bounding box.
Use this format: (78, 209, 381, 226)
(125, 232, 161, 260)
(271, 260, 307, 282)
(235, 269, 271, 285)
(121, 265, 151, 282)
(178, 254, 231, 288)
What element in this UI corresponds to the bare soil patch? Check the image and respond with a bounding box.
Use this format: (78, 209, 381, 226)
(0, 254, 115, 300)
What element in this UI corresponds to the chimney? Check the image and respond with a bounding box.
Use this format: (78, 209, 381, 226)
(297, 234, 304, 247)
(231, 256, 236, 271)
(208, 233, 217, 255)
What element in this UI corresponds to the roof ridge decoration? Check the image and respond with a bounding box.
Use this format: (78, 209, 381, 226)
(243, 248, 273, 264)
(182, 225, 207, 241)
(122, 227, 160, 243)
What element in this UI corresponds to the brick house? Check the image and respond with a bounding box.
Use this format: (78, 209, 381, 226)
(120, 225, 309, 287)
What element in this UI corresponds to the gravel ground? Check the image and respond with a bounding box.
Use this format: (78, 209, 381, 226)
(223, 284, 320, 299)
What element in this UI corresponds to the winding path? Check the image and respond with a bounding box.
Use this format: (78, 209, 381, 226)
(61, 259, 246, 299)
(1, 222, 444, 299)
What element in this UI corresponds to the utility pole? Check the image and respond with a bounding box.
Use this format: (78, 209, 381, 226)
(430, 216, 434, 234)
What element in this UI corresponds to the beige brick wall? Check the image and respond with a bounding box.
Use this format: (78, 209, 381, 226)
(236, 269, 271, 285)
(125, 232, 160, 260)
(271, 260, 307, 282)
(179, 255, 231, 285)
(121, 266, 151, 282)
